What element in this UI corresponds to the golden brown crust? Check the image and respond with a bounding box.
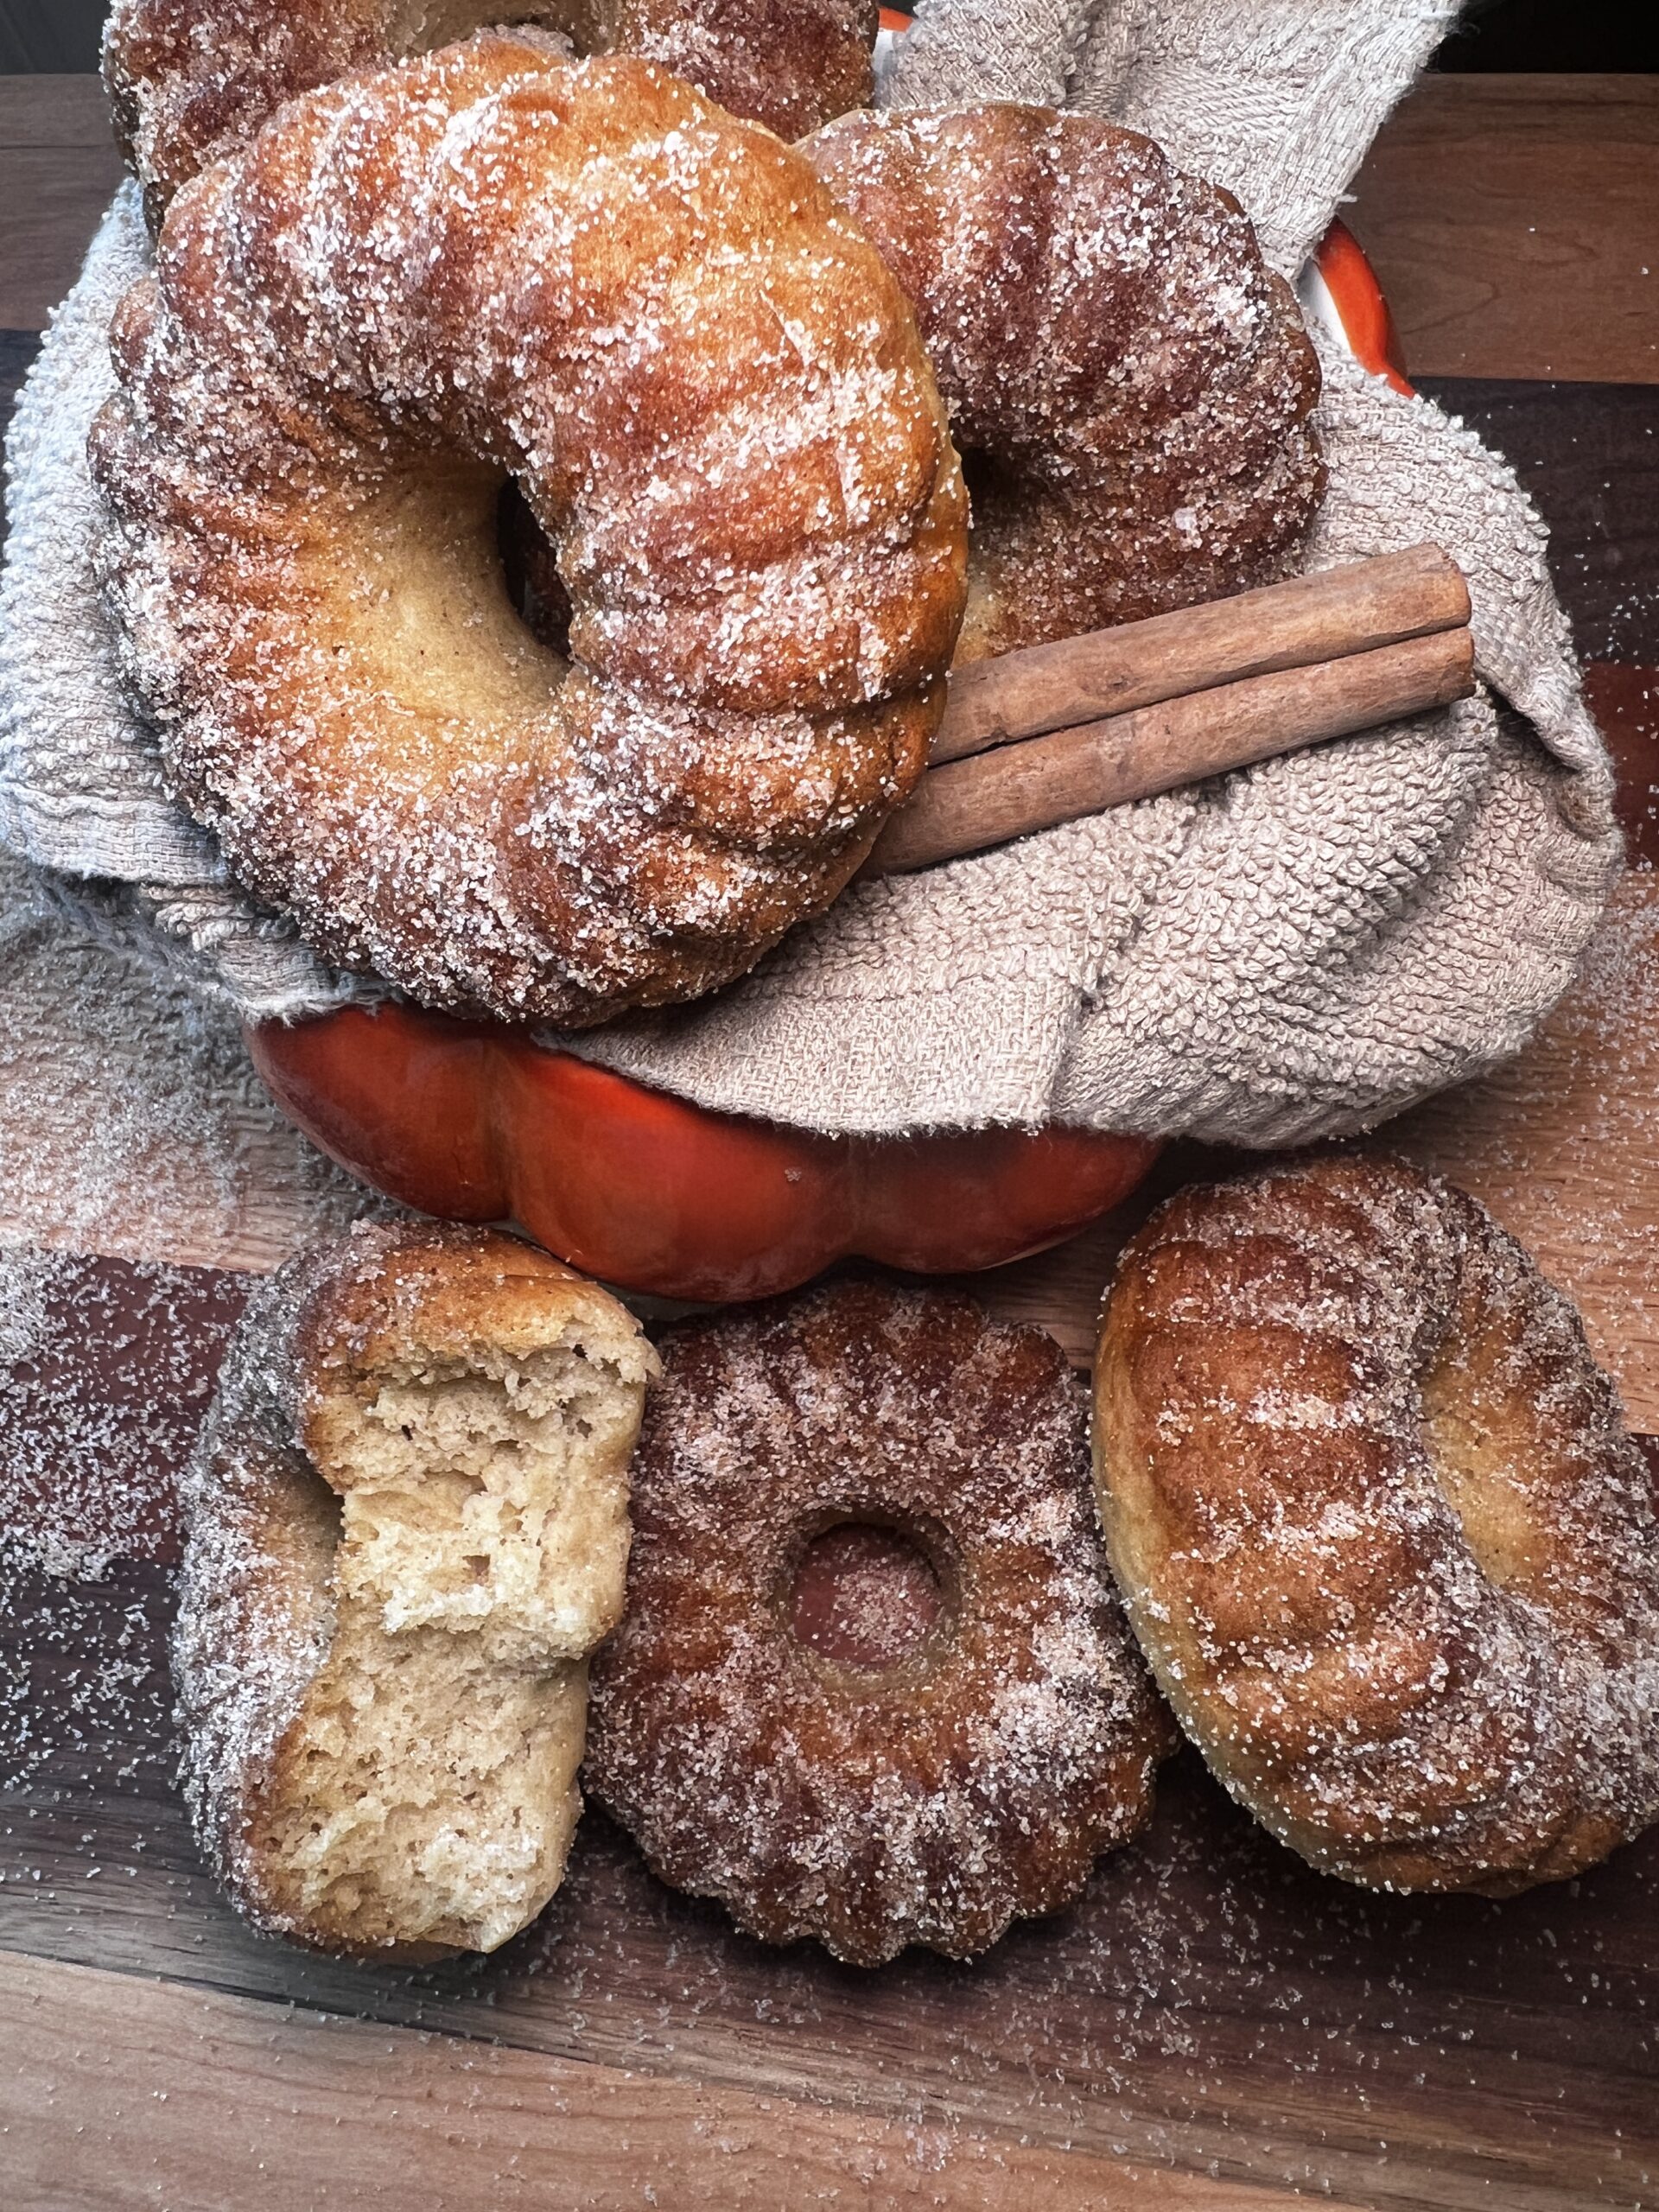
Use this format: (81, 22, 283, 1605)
(89, 38, 966, 1025)
(283, 1217, 632, 1444)
(174, 1221, 656, 1958)
(104, 0, 876, 226)
(1093, 1154, 1659, 1895)
(586, 1279, 1172, 1966)
(804, 105, 1325, 662)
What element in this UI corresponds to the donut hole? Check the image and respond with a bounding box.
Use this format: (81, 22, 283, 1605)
(788, 1515, 950, 1675)
(385, 3, 587, 62)
(331, 458, 569, 728)
(1420, 1339, 1549, 1595)
(498, 480, 574, 658)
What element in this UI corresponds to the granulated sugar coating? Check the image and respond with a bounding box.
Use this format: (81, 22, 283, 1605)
(104, 0, 876, 225)
(0, 850, 379, 1273)
(804, 104, 1326, 664)
(0, 1247, 249, 1580)
(0, 857, 386, 1580)
(0, 1560, 178, 1802)
(89, 33, 967, 1028)
(1096, 1152, 1659, 1897)
(587, 1278, 1173, 1967)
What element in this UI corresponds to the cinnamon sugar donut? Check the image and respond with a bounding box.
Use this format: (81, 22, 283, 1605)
(1093, 1154, 1659, 1895)
(804, 105, 1325, 662)
(586, 1280, 1171, 1966)
(175, 1223, 658, 1958)
(88, 36, 966, 1026)
(105, 0, 877, 226)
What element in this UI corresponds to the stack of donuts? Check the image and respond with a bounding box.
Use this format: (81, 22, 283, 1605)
(86, 4, 1659, 1966)
(92, 4, 1323, 1025)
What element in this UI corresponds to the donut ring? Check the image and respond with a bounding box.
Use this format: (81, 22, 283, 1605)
(1093, 1154, 1659, 1894)
(586, 1280, 1172, 1966)
(804, 105, 1326, 663)
(105, 0, 877, 227)
(174, 1223, 657, 1958)
(88, 37, 966, 1026)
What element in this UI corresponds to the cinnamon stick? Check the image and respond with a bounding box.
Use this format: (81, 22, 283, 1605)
(861, 623, 1476, 880)
(931, 543, 1471, 766)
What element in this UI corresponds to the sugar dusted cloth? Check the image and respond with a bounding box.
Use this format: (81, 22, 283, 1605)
(0, 3, 1619, 1142)
(0, 181, 363, 1025)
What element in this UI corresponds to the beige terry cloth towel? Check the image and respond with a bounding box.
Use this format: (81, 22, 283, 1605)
(0, 1, 1619, 1142)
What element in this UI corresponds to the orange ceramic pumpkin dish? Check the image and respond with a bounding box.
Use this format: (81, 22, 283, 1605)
(250, 1004, 1160, 1303)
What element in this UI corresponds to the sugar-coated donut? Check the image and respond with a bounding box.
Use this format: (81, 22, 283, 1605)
(585, 1279, 1172, 1966)
(89, 36, 967, 1026)
(804, 105, 1325, 663)
(174, 1222, 658, 1959)
(105, 0, 877, 226)
(1093, 1154, 1659, 1895)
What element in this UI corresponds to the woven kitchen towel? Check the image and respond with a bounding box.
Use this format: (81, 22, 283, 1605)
(0, 181, 362, 1023)
(0, 1, 1621, 1142)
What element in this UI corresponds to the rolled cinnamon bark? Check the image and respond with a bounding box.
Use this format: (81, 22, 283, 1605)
(862, 622, 1476, 879)
(931, 543, 1471, 766)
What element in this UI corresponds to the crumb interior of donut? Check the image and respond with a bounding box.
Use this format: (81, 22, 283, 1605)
(262, 1328, 639, 1948)
(326, 1337, 639, 1663)
(789, 1519, 945, 1671)
(268, 1611, 584, 1953)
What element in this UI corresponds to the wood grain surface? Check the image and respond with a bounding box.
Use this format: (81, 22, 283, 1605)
(0, 1252, 248, 1569)
(1347, 74, 1659, 384)
(0, 1951, 1315, 2212)
(1415, 380, 1659, 664)
(930, 546, 1473, 763)
(2, 1545, 1655, 2212)
(0, 75, 123, 329)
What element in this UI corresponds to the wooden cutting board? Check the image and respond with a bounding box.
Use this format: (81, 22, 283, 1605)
(2, 1235, 1656, 2212)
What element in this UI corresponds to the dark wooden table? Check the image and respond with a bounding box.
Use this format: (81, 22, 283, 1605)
(2, 69, 1656, 2212)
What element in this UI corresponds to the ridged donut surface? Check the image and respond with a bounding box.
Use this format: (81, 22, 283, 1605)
(587, 1279, 1172, 1966)
(1094, 1154, 1659, 1894)
(805, 105, 1325, 662)
(89, 35, 966, 1024)
(105, 0, 878, 226)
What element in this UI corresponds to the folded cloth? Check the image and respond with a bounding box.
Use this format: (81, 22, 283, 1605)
(0, 849, 372, 1268)
(0, 2, 1620, 1142)
(0, 181, 362, 1024)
